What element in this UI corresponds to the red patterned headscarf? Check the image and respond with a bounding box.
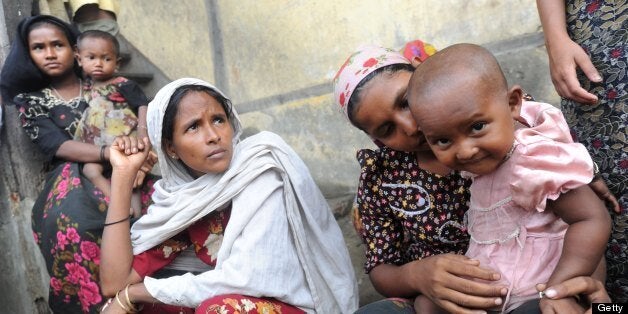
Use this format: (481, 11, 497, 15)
(332, 40, 437, 120)
(332, 45, 409, 119)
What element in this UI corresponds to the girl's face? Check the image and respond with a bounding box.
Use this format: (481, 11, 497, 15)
(352, 70, 430, 152)
(28, 24, 75, 78)
(410, 84, 522, 175)
(166, 91, 234, 178)
(76, 37, 118, 82)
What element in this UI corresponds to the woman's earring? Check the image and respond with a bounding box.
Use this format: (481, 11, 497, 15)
(170, 155, 177, 159)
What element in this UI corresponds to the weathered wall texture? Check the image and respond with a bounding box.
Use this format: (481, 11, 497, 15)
(118, 0, 558, 205)
(2, 0, 560, 309)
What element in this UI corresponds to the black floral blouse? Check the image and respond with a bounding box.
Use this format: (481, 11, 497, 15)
(14, 88, 87, 161)
(354, 147, 471, 272)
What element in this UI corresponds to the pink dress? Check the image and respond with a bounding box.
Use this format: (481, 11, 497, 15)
(464, 101, 594, 312)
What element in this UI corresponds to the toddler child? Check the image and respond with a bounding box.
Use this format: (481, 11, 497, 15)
(406, 43, 611, 313)
(74, 30, 150, 216)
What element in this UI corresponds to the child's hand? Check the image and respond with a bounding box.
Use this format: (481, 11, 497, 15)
(589, 177, 621, 213)
(133, 150, 157, 187)
(133, 170, 146, 188)
(539, 297, 584, 314)
(110, 136, 150, 175)
(141, 150, 157, 174)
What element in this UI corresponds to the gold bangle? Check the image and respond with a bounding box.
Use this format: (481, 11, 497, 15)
(115, 290, 132, 312)
(124, 284, 139, 313)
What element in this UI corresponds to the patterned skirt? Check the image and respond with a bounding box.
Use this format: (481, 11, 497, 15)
(32, 162, 156, 313)
(565, 0, 627, 302)
(138, 294, 305, 314)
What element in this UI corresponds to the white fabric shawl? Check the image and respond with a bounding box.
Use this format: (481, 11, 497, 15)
(131, 78, 358, 313)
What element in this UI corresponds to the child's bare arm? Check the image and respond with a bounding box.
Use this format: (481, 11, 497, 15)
(136, 105, 148, 140)
(546, 185, 611, 287)
(588, 176, 620, 213)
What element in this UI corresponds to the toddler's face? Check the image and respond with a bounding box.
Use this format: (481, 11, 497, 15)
(76, 37, 118, 82)
(352, 70, 430, 152)
(409, 85, 519, 175)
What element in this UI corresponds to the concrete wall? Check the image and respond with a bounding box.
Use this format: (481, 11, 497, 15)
(118, 0, 558, 202)
(0, 0, 561, 309)
(118, 1, 559, 304)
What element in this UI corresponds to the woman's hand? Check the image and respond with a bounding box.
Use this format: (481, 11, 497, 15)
(411, 254, 507, 313)
(537, 276, 611, 314)
(109, 136, 151, 176)
(546, 35, 602, 104)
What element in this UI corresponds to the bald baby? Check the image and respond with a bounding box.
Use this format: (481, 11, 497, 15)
(405, 43, 524, 173)
(407, 43, 509, 111)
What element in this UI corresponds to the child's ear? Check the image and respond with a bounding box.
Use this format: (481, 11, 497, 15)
(74, 47, 82, 66)
(507, 85, 523, 119)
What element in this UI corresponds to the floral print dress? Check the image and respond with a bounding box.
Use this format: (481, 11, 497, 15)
(15, 88, 156, 313)
(74, 77, 146, 146)
(564, 0, 627, 301)
(354, 147, 470, 273)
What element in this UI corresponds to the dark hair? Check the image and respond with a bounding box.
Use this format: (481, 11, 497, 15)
(161, 84, 234, 153)
(346, 63, 414, 126)
(77, 30, 120, 58)
(0, 15, 81, 103)
(23, 18, 78, 48)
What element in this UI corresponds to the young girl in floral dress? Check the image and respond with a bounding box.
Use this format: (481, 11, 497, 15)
(0, 15, 156, 313)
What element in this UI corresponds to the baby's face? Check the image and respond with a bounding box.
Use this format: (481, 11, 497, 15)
(409, 85, 518, 175)
(76, 37, 118, 82)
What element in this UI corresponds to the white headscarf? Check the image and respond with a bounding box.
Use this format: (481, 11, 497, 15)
(131, 78, 358, 313)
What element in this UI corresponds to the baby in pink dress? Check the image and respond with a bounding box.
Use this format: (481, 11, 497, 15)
(407, 43, 611, 313)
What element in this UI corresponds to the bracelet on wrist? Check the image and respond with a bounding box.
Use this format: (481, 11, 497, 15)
(115, 290, 133, 313)
(125, 284, 141, 313)
(103, 215, 131, 227)
(592, 161, 603, 180)
(99, 145, 107, 162)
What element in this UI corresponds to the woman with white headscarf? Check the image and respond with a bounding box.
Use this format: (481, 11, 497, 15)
(99, 78, 358, 313)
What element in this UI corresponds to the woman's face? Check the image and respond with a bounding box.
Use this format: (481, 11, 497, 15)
(27, 24, 75, 78)
(166, 91, 234, 177)
(352, 70, 429, 152)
